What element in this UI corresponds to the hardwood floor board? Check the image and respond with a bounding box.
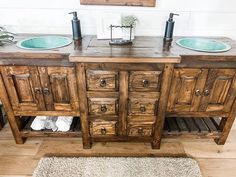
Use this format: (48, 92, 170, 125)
(0, 125, 14, 140)
(0, 156, 38, 176)
(183, 141, 236, 159)
(0, 126, 236, 176)
(232, 121, 236, 130)
(197, 158, 236, 177)
(0, 140, 41, 156)
(36, 139, 186, 158)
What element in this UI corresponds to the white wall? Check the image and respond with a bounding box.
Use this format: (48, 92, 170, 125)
(1, 0, 236, 39)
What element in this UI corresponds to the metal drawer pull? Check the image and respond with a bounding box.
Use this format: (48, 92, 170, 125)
(43, 88, 50, 95)
(100, 79, 107, 87)
(195, 90, 201, 96)
(203, 90, 210, 96)
(101, 105, 107, 113)
(34, 88, 42, 94)
(140, 105, 146, 112)
(138, 127, 144, 135)
(142, 79, 149, 87)
(101, 127, 107, 135)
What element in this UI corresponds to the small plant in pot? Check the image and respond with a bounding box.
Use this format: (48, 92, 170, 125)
(121, 15, 138, 40)
(0, 27, 14, 46)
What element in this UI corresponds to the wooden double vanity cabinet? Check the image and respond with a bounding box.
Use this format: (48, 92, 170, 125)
(0, 35, 236, 149)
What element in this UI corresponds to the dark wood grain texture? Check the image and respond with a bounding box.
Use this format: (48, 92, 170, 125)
(0, 34, 236, 150)
(118, 71, 129, 136)
(152, 64, 174, 149)
(216, 99, 236, 145)
(0, 69, 24, 143)
(76, 63, 91, 149)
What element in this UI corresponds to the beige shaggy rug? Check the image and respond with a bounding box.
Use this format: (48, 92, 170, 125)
(33, 157, 202, 177)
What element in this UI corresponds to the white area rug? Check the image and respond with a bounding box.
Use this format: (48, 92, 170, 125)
(33, 157, 202, 177)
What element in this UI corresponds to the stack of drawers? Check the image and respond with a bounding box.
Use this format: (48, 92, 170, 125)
(86, 70, 119, 137)
(86, 69, 163, 138)
(127, 71, 162, 137)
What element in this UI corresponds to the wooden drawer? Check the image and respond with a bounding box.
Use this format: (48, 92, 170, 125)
(90, 120, 117, 136)
(128, 97, 158, 115)
(129, 71, 162, 91)
(88, 97, 118, 115)
(127, 123, 153, 136)
(86, 70, 118, 91)
(127, 115, 156, 123)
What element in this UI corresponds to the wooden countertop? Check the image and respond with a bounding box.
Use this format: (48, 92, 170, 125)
(70, 36, 236, 63)
(1, 34, 236, 64)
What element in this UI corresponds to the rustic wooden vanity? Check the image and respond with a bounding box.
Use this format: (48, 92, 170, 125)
(0, 35, 236, 149)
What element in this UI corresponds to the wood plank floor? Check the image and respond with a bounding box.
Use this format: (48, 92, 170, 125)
(0, 123, 236, 177)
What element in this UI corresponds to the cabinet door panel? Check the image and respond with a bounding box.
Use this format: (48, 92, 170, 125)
(200, 69, 236, 112)
(50, 74, 70, 103)
(1, 66, 45, 111)
(167, 69, 208, 112)
(39, 67, 79, 111)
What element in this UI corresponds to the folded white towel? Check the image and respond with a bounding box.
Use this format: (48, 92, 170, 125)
(44, 116, 58, 132)
(30, 116, 47, 130)
(56, 116, 73, 132)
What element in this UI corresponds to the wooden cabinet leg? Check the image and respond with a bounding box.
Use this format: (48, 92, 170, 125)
(151, 140, 161, 149)
(82, 141, 92, 149)
(0, 74, 24, 144)
(76, 64, 92, 149)
(215, 100, 236, 145)
(152, 64, 174, 149)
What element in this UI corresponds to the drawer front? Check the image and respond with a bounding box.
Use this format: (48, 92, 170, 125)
(90, 120, 117, 136)
(88, 98, 118, 115)
(128, 98, 158, 115)
(129, 71, 162, 91)
(127, 123, 153, 136)
(86, 70, 118, 91)
(127, 115, 156, 124)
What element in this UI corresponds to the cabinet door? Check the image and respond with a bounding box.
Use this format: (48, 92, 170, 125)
(167, 69, 208, 112)
(38, 67, 79, 111)
(199, 69, 236, 112)
(1, 66, 46, 111)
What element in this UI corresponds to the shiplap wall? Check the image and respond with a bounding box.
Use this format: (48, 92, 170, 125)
(1, 0, 236, 39)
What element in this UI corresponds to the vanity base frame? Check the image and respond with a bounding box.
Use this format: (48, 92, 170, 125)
(0, 36, 236, 150)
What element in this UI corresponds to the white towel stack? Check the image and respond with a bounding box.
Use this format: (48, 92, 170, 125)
(30, 116, 47, 131)
(56, 116, 74, 132)
(44, 116, 58, 132)
(30, 116, 74, 132)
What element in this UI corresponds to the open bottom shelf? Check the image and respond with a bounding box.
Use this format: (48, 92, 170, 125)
(163, 117, 222, 138)
(20, 116, 82, 138)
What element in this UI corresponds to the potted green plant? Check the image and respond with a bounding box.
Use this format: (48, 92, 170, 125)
(121, 15, 138, 40)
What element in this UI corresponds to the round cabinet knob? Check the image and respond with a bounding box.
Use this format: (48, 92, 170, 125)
(138, 127, 144, 135)
(203, 90, 210, 96)
(195, 90, 202, 96)
(43, 88, 50, 95)
(101, 127, 107, 135)
(140, 105, 146, 113)
(34, 88, 42, 94)
(100, 79, 107, 87)
(100, 105, 107, 113)
(142, 79, 149, 87)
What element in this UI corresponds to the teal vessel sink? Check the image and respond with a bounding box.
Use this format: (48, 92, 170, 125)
(176, 38, 231, 53)
(17, 36, 72, 50)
